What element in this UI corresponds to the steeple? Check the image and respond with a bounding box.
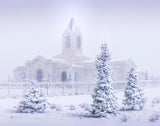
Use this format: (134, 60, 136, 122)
(69, 17, 76, 31)
(62, 18, 82, 55)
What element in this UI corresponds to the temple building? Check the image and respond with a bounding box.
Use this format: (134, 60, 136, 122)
(14, 18, 135, 83)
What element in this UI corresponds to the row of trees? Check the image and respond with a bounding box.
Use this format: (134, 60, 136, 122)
(17, 43, 145, 117)
(91, 43, 145, 117)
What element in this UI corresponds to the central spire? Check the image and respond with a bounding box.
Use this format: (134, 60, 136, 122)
(69, 17, 76, 32)
(62, 18, 82, 55)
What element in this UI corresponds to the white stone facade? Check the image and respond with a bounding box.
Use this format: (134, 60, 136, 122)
(14, 18, 135, 83)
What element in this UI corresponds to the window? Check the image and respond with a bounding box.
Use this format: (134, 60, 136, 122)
(20, 72, 25, 82)
(36, 69, 43, 82)
(61, 71, 67, 82)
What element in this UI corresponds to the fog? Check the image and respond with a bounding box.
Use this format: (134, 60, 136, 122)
(0, 0, 160, 81)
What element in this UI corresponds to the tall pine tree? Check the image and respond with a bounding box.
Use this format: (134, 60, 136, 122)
(91, 43, 117, 117)
(123, 67, 145, 110)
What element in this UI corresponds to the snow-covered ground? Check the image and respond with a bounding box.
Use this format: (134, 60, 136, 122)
(0, 87, 160, 126)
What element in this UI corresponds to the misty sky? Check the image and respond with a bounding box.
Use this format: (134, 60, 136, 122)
(0, 0, 160, 81)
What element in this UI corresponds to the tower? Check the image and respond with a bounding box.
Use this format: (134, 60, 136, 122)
(62, 18, 82, 55)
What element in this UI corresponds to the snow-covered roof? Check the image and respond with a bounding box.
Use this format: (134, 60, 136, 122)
(15, 66, 25, 69)
(111, 58, 135, 65)
(111, 58, 131, 62)
(63, 18, 81, 35)
(71, 64, 82, 68)
(82, 59, 94, 63)
(52, 57, 68, 64)
(69, 17, 76, 32)
(26, 55, 52, 65)
(136, 65, 148, 72)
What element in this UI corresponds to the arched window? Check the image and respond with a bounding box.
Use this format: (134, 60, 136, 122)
(20, 72, 25, 82)
(61, 71, 67, 82)
(36, 69, 43, 82)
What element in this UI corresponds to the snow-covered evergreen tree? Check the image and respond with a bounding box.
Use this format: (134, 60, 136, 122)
(123, 67, 145, 110)
(67, 69, 73, 88)
(67, 70, 72, 82)
(91, 43, 117, 117)
(17, 82, 49, 113)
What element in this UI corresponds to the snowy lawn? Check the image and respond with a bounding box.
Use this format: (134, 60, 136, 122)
(0, 87, 160, 126)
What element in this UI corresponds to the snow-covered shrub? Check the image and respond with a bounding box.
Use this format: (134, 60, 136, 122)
(79, 103, 89, 108)
(84, 106, 90, 111)
(68, 93, 73, 96)
(56, 106, 62, 111)
(123, 67, 145, 110)
(17, 86, 49, 113)
(10, 115, 15, 119)
(69, 105, 76, 111)
(50, 104, 56, 109)
(152, 97, 160, 107)
(120, 115, 129, 122)
(91, 43, 117, 117)
(149, 113, 160, 122)
(80, 103, 90, 111)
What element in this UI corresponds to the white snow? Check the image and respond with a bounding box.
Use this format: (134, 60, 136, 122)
(0, 87, 160, 126)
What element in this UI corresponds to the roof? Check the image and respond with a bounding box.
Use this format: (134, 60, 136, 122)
(26, 55, 52, 65)
(69, 17, 76, 31)
(63, 18, 81, 35)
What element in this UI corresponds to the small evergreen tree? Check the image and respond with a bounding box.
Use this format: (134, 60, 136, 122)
(17, 82, 49, 113)
(67, 70, 72, 82)
(91, 43, 117, 117)
(67, 70, 73, 88)
(123, 67, 145, 110)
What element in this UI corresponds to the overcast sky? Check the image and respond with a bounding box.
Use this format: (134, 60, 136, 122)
(0, 0, 160, 81)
